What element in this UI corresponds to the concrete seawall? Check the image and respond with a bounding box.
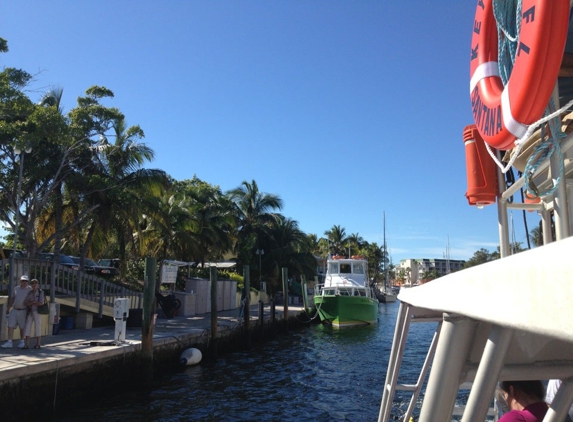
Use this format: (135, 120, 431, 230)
(0, 305, 313, 421)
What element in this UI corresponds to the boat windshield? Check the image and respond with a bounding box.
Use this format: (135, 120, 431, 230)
(353, 263, 365, 274)
(329, 262, 366, 275)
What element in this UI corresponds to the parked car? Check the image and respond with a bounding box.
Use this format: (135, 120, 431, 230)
(98, 258, 120, 269)
(70, 257, 118, 278)
(40, 253, 80, 270)
(0, 249, 25, 260)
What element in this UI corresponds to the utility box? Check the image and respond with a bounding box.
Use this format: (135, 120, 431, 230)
(174, 292, 196, 317)
(76, 313, 93, 329)
(114, 298, 130, 320)
(49, 302, 61, 335)
(186, 278, 210, 314)
(113, 298, 129, 343)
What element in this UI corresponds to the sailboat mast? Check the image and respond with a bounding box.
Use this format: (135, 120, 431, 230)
(383, 212, 388, 284)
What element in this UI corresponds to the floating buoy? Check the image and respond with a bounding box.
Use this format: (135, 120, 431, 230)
(179, 348, 202, 366)
(463, 124, 498, 207)
(469, 0, 569, 150)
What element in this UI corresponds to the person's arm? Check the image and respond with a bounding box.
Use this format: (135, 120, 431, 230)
(5, 296, 15, 314)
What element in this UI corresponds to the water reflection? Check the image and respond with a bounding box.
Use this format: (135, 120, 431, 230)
(57, 301, 438, 421)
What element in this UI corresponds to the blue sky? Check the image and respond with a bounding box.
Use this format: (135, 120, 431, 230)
(1, 1, 539, 263)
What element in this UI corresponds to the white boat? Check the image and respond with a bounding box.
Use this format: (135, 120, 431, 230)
(378, 1, 573, 419)
(313, 255, 379, 328)
(376, 283, 396, 303)
(378, 238, 573, 421)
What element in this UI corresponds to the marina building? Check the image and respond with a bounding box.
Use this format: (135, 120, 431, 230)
(394, 258, 466, 284)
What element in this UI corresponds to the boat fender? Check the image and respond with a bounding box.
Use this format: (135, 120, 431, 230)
(179, 348, 202, 366)
(463, 124, 498, 207)
(469, 0, 569, 150)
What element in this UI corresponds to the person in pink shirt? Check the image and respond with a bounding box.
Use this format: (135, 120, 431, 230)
(498, 380, 548, 422)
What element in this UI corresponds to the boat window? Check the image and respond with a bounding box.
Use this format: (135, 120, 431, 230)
(340, 264, 351, 274)
(339, 289, 351, 296)
(353, 263, 364, 274)
(324, 289, 335, 295)
(328, 263, 339, 274)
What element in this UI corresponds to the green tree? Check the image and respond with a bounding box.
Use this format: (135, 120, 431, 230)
(174, 177, 235, 266)
(346, 232, 365, 257)
(324, 225, 347, 256)
(226, 179, 283, 267)
(262, 215, 316, 294)
(68, 115, 167, 275)
(0, 65, 73, 258)
(529, 225, 542, 247)
(463, 248, 495, 268)
(364, 242, 384, 283)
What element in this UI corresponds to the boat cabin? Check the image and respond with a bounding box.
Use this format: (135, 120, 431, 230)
(324, 259, 368, 289)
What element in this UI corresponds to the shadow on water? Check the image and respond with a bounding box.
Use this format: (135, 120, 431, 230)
(56, 301, 439, 421)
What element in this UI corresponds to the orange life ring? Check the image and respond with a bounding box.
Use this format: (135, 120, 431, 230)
(469, 0, 569, 151)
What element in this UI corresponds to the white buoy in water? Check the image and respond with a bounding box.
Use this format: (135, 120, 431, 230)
(179, 348, 202, 366)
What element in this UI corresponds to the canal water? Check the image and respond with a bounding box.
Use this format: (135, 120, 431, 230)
(57, 301, 437, 421)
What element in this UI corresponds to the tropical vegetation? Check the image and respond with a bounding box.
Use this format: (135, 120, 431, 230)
(0, 37, 533, 294)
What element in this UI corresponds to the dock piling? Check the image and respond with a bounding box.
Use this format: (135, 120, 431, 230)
(210, 266, 218, 360)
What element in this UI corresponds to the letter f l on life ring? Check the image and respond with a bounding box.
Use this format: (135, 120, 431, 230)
(469, 0, 569, 151)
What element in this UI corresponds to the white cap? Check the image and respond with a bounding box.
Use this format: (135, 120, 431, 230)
(20, 275, 29, 281)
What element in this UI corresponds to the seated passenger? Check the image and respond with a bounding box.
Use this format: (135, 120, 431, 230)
(497, 380, 547, 422)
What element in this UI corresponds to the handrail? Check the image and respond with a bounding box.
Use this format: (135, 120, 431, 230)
(0, 257, 143, 318)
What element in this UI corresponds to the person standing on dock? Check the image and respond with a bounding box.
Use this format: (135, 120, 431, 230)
(23, 279, 44, 349)
(2, 275, 32, 349)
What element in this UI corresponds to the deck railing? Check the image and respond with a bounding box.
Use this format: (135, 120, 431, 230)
(0, 257, 143, 318)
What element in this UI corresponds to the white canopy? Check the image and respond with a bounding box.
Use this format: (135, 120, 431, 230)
(399, 236, 573, 343)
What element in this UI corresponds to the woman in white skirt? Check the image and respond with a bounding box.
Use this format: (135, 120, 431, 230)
(23, 279, 45, 349)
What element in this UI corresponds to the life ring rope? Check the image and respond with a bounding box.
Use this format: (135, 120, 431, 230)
(483, 97, 573, 175)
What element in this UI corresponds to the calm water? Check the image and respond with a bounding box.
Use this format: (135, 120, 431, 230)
(57, 301, 437, 421)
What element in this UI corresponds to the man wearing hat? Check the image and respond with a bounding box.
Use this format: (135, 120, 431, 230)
(2, 275, 32, 349)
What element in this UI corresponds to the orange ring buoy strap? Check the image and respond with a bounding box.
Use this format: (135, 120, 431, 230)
(469, 0, 569, 151)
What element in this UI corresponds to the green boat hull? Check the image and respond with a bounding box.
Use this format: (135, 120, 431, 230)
(313, 294, 378, 328)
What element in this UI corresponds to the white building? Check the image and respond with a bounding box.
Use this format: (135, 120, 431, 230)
(395, 258, 466, 283)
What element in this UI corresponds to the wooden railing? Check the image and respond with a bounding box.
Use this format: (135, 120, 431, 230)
(0, 258, 143, 318)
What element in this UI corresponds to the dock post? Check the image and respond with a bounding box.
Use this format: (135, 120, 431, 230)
(301, 275, 309, 311)
(243, 265, 251, 349)
(282, 267, 288, 331)
(142, 257, 157, 385)
(270, 299, 276, 337)
(259, 300, 264, 337)
(210, 266, 218, 360)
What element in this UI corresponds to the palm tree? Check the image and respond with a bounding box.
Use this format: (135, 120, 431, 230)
(346, 232, 365, 257)
(365, 242, 384, 283)
(263, 216, 317, 293)
(529, 225, 542, 247)
(175, 177, 235, 266)
(60, 115, 168, 275)
(324, 225, 347, 256)
(139, 190, 194, 261)
(226, 180, 283, 266)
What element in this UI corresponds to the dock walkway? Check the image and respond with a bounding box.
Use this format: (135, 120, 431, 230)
(0, 304, 307, 382)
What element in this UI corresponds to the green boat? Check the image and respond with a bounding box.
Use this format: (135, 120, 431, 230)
(313, 256, 379, 328)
